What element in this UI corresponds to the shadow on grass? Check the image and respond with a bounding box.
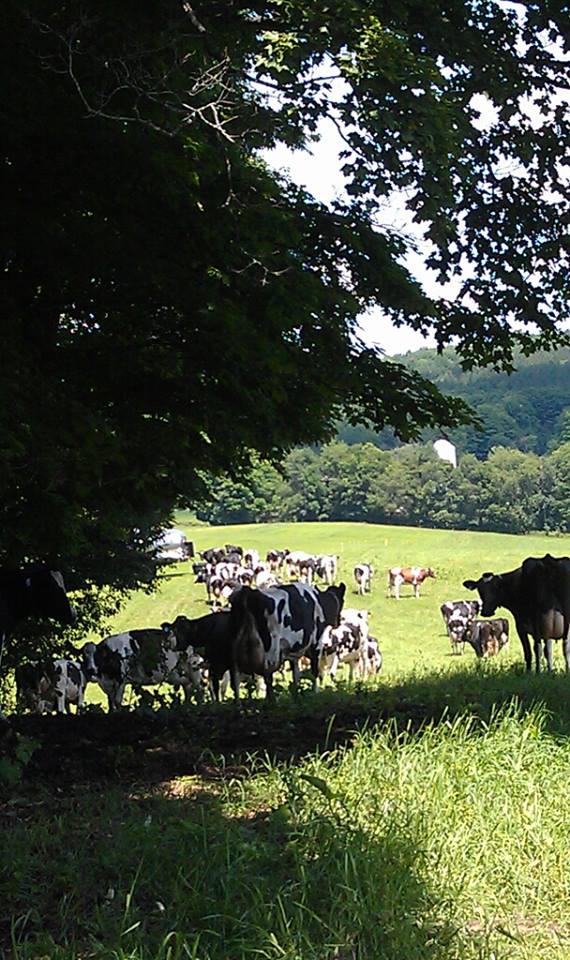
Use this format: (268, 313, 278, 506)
(2, 780, 476, 960)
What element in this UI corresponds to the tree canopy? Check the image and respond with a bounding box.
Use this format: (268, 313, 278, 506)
(1, 0, 569, 642)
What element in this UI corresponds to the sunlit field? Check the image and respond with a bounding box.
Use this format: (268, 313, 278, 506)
(83, 519, 570, 698)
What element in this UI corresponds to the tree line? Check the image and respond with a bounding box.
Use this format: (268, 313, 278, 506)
(196, 441, 570, 535)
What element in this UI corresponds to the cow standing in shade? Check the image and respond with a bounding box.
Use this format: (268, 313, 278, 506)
(0, 567, 77, 667)
(16, 658, 88, 714)
(82, 627, 205, 710)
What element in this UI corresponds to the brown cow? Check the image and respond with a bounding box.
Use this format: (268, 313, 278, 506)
(388, 566, 436, 599)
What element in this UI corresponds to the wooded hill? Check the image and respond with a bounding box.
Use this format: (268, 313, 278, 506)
(337, 346, 570, 457)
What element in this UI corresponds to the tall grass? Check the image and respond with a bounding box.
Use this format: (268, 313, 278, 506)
(4, 704, 570, 959)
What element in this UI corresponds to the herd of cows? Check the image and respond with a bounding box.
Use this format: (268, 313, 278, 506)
(4, 546, 570, 716)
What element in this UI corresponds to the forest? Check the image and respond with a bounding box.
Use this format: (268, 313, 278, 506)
(197, 438, 570, 534)
(337, 346, 570, 457)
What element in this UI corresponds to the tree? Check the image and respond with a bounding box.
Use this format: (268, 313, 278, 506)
(1, 1, 569, 653)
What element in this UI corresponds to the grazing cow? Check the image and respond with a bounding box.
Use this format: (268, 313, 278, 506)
(230, 582, 346, 698)
(0, 567, 77, 666)
(466, 618, 509, 658)
(440, 599, 482, 655)
(464, 555, 570, 672)
(354, 564, 373, 595)
(82, 628, 205, 710)
(15, 658, 88, 714)
(315, 554, 338, 586)
(388, 566, 436, 599)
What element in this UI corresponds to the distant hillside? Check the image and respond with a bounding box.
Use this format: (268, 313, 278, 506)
(337, 346, 570, 457)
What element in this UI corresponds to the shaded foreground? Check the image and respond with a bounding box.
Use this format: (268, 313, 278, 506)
(5, 667, 570, 960)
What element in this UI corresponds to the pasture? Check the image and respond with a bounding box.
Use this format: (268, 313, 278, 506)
(5, 521, 570, 960)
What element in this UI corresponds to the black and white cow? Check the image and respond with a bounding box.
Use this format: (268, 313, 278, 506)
(15, 659, 88, 714)
(440, 599, 482, 655)
(354, 564, 373, 595)
(366, 636, 383, 675)
(266, 549, 288, 573)
(230, 582, 346, 698)
(0, 567, 77, 666)
(466, 618, 509, 658)
(82, 628, 205, 710)
(315, 554, 338, 586)
(317, 622, 367, 683)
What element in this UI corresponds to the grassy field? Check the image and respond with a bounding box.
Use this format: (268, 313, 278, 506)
(84, 519, 570, 687)
(6, 521, 570, 960)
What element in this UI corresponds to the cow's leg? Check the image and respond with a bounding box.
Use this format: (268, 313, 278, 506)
(230, 666, 241, 702)
(77, 686, 85, 713)
(533, 635, 542, 673)
(515, 624, 532, 672)
(543, 637, 554, 673)
(563, 624, 570, 673)
(289, 658, 301, 693)
(264, 671, 274, 700)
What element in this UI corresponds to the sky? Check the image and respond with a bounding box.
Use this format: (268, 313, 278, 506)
(262, 116, 441, 357)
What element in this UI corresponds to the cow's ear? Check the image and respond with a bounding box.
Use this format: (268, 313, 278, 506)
(463, 579, 477, 591)
(161, 622, 171, 633)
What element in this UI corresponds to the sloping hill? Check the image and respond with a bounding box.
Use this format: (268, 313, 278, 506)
(338, 346, 570, 456)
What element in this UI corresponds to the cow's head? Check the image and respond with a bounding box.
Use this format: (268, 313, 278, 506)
(463, 573, 502, 618)
(81, 642, 99, 680)
(426, 568, 436, 579)
(318, 583, 346, 628)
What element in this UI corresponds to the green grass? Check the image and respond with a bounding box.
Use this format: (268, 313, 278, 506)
(5, 704, 570, 959)
(6, 520, 570, 960)
(83, 520, 570, 696)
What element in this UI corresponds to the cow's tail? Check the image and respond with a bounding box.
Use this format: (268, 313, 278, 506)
(230, 587, 266, 675)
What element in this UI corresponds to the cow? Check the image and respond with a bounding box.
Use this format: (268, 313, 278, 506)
(230, 582, 346, 698)
(464, 555, 570, 672)
(82, 628, 205, 710)
(0, 567, 77, 667)
(440, 599, 482, 655)
(317, 620, 368, 684)
(266, 549, 288, 573)
(15, 658, 88, 714)
(388, 566, 436, 599)
(199, 547, 227, 565)
(465, 618, 509, 658)
(243, 548, 260, 570)
(315, 554, 338, 586)
(286, 551, 316, 583)
(354, 564, 373, 595)
(163, 611, 238, 701)
(366, 636, 383, 675)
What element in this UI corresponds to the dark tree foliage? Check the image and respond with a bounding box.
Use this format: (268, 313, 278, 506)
(1, 1, 569, 651)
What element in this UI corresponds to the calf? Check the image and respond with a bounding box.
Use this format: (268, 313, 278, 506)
(366, 636, 383, 675)
(388, 566, 436, 599)
(466, 618, 509, 658)
(230, 582, 346, 698)
(354, 564, 373, 595)
(82, 628, 204, 710)
(315, 554, 338, 586)
(16, 658, 87, 714)
(440, 599, 482, 655)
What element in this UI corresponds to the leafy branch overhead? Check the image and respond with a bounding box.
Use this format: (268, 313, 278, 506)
(1, 0, 568, 621)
